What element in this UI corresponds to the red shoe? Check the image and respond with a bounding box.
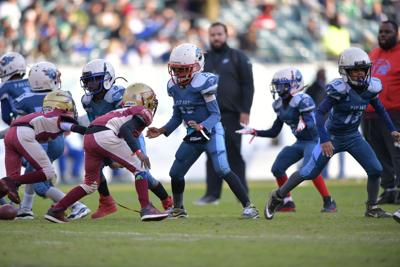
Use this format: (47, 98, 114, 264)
(91, 195, 117, 219)
(44, 206, 68, 223)
(161, 196, 173, 210)
(140, 203, 168, 221)
(276, 201, 296, 212)
(0, 177, 20, 204)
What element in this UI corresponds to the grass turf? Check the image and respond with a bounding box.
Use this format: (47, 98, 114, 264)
(0, 180, 399, 267)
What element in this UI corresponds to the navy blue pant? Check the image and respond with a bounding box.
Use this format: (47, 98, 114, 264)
(271, 140, 318, 178)
(299, 132, 382, 180)
(170, 130, 231, 182)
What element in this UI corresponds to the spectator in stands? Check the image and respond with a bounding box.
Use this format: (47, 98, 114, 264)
(362, 20, 400, 204)
(322, 13, 351, 59)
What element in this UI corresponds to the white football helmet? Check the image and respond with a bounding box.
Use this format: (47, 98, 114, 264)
(28, 61, 61, 91)
(168, 43, 204, 86)
(0, 52, 26, 82)
(338, 47, 371, 88)
(80, 59, 115, 95)
(270, 67, 305, 99)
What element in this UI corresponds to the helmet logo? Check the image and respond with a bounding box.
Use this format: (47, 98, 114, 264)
(0, 56, 14, 66)
(43, 68, 57, 80)
(195, 48, 202, 61)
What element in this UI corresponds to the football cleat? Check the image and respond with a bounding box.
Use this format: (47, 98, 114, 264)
(393, 209, 400, 224)
(193, 195, 219, 206)
(365, 204, 391, 218)
(91, 195, 117, 219)
(264, 189, 283, 220)
(242, 203, 259, 219)
(161, 196, 173, 210)
(45, 206, 68, 223)
(321, 197, 337, 213)
(15, 208, 34, 220)
(0, 177, 20, 204)
(277, 200, 296, 212)
(140, 203, 168, 221)
(167, 207, 189, 219)
(68, 203, 91, 220)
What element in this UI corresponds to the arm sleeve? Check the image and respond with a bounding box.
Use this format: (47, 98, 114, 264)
(163, 105, 183, 136)
(201, 96, 221, 132)
(316, 97, 335, 143)
(255, 117, 284, 138)
(370, 98, 396, 132)
(119, 115, 146, 153)
(70, 124, 87, 135)
(1, 98, 14, 125)
(302, 112, 315, 129)
(238, 53, 254, 114)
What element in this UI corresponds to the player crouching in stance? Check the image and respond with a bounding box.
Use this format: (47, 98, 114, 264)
(45, 83, 168, 223)
(237, 68, 337, 213)
(265, 47, 400, 220)
(0, 90, 86, 204)
(147, 43, 259, 219)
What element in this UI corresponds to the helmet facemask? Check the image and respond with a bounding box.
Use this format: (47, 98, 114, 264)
(340, 63, 371, 90)
(80, 60, 115, 96)
(168, 63, 200, 86)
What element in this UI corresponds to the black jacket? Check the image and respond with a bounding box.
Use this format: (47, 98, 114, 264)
(204, 45, 254, 114)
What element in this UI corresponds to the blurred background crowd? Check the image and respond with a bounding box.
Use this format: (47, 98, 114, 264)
(1, 0, 399, 66)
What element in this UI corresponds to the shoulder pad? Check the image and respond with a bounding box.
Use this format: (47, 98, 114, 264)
(290, 93, 315, 112)
(167, 79, 175, 97)
(367, 77, 382, 94)
(272, 98, 282, 113)
(191, 72, 219, 95)
(104, 85, 125, 104)
(81, 94, 92, 106)
(326, 79, 349, 100)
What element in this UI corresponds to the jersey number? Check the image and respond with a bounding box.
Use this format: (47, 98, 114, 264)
(344, 111, 363, 124)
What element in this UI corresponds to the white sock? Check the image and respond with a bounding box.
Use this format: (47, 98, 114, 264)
(20, 185, 35, 210)
(45, 187, 66, 202)
(283, 196, 293, 204)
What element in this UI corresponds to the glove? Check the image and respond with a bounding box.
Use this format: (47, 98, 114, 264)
(235, 123, 256, 135)
(295, 116, 306, 133)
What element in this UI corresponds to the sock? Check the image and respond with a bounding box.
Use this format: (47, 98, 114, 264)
(276, 175, 291, 197)
(222, 171, 250, 207)
(171, 179, 185, 208)
(54, 186, 87, 211)
(278, 171, 305, 197)
(97, 173, 110, 197)
(135, 173, 149, 209)
(367, 174, 380, 205)
(45, 187, 66, 202)
(14, 170, 47, 184)
(312, 175, 330, 197)
(150, 182, 169, 201)
(20, 192, 35, 210)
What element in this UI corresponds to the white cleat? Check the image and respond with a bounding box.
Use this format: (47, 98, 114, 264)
(68, 203, 91, 220)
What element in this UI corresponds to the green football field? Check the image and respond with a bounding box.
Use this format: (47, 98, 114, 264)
(0, 180, 399, 267)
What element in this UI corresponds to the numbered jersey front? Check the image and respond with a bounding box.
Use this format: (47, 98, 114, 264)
(273, 93, 318, 140)
(81, 85, 125, 122)
(326, 78, 382, 136)
(91, 106, 152, 137)
(167, 72, 218, 125)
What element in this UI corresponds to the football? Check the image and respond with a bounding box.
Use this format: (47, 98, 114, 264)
(0, 204, 18, 220)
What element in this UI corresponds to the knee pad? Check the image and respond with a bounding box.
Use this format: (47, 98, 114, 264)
(42, 166, 56, 181)
(80, 182, 98, 194)
(135, 171, 158, 189)
(271, 165, 284, 178)
(33, 181, 53, 198)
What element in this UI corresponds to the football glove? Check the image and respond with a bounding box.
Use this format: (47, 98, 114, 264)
(295, 116, 306, 133)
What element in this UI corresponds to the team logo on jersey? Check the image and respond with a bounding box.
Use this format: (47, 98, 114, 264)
(0, 56, 14, 66)
(43, 68, 57, 80)
(208, 77, 217, 86)
(372, 59, 390, 76)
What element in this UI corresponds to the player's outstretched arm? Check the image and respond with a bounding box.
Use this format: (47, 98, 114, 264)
(146, 127, 166, 138)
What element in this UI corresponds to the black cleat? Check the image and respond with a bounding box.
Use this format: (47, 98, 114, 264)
(264, 189, 283, 220)
(393, 209, 400, 224)
(365, 204, 391, 218)
(377, 189, 397, 204)
(321, 196, 337, 213)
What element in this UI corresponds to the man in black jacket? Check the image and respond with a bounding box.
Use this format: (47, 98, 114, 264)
(195, 22, 255, 205)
